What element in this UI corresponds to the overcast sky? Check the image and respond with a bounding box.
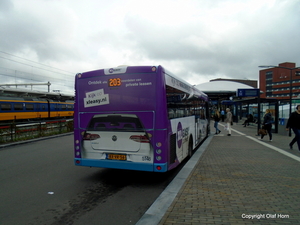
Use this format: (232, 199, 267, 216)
(0, 0, 300, 94)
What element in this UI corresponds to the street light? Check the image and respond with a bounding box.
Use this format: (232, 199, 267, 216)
(259, 65, 300, 136)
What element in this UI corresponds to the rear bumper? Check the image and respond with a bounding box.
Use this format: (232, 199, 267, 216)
(74, 158, 168, 172)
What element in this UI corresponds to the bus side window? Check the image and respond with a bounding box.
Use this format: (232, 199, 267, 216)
(168, 109, 175, 119)
(200, 109, 205, 119)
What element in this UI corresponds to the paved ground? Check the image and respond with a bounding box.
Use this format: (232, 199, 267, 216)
(156, 122, 300, 224)
(3, 123, 300, 224)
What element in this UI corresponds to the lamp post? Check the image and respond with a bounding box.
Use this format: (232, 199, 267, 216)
(259, 65, 300, 136)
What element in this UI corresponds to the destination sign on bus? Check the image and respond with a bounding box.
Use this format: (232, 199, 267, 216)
(108, 78, 122, 87)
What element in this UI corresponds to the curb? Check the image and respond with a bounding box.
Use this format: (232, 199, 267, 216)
(136, 135, 213, 225)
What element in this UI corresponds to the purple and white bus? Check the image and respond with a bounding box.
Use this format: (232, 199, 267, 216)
(74, 66, 209, 172)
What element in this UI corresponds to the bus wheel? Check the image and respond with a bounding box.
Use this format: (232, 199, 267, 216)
(188, 137, 193, 158)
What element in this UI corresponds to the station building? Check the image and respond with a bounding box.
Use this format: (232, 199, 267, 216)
(259, 62, 300, 101)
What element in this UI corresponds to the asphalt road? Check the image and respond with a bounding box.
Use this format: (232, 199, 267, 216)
(0, 134, 182, 225)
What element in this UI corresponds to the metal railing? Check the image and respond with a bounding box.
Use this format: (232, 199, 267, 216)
(0, 119, 73, 144)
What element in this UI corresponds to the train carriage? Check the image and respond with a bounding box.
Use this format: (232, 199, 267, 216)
(0, 97, 74, 122)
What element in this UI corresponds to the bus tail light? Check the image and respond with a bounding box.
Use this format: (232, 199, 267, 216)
(130, 135, 150, 143)
(83, 133, 100, 140)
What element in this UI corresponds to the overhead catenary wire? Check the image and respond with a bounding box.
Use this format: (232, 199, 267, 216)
(0, 55, 74, 77)
(0, 51, 75, 90)
(0, 51, 74, 76)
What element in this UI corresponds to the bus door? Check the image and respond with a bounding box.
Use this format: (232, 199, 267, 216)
(195, 117, 201, 146)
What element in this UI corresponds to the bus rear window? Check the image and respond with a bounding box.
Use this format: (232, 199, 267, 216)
(87, 114, 144, 132)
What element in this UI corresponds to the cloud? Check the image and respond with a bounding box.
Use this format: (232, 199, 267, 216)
(119, 0, 300, 82)
(0, 0, 300, 91)
(0, 0, 14, 14)
(0, 0, 81, 61)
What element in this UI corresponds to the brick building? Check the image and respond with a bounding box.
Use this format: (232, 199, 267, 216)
(259, 62, 300, 100)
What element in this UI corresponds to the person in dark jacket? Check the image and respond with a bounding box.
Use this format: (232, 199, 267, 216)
(259, 109, 273, 141)
(286, 105, 300, 151)
(213, 110, 221, 134)
(243, 114, 254, 127)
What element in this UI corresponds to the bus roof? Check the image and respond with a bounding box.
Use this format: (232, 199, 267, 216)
(76, 65, 208, 101)
(163, 68, 208, 101)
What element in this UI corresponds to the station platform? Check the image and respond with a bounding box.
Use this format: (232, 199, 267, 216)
(137, 121, 300, 225)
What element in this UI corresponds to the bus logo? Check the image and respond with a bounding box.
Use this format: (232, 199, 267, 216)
(104, 67, 127, 75)
(177, 122, 189, 148)
(177, 122, 183, 148)
(109, 68, 118, 73)
(112, 135, 117, 141)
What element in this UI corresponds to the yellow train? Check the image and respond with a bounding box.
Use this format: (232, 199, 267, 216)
(0, 97, 74, 122)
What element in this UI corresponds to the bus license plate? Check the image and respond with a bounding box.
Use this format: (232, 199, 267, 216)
(107, 154, 127, 161)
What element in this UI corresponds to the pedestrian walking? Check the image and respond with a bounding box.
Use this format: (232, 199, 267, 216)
(286, 105, 300, 151)
(259, 109, 273, 141)
(224, 108, 232, 136)
(213, 110, 221, 134)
